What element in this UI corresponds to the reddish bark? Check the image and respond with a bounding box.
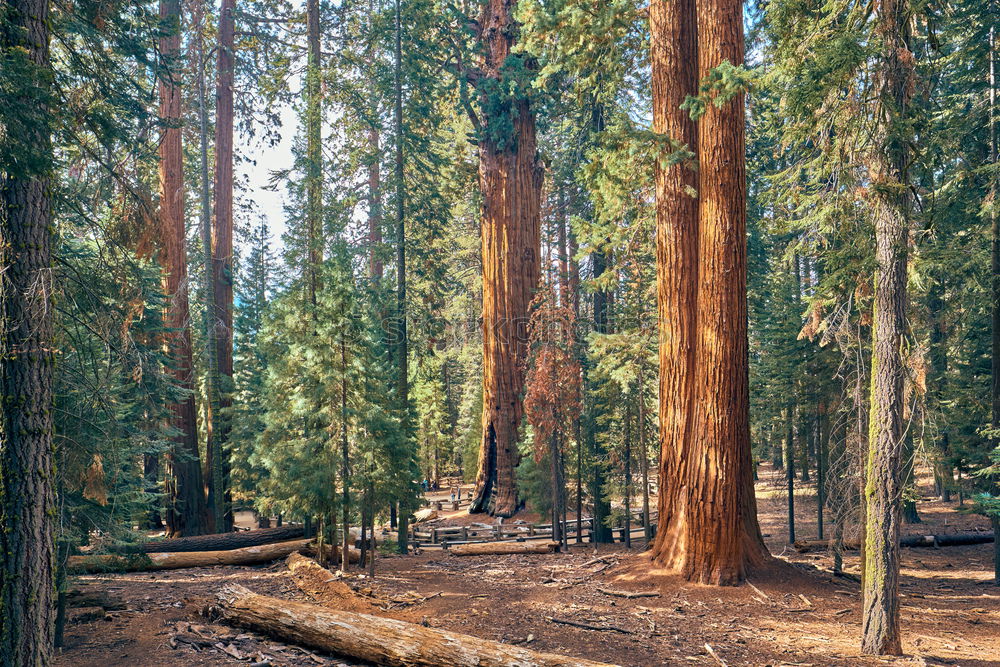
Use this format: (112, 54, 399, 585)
(159, 0, 208, 538)
(649, 0, 768, 585)
(469, 0, 542, 518)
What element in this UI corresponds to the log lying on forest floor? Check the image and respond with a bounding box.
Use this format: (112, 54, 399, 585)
(448, 541, 559, 556)
(211, 584, 619, 667)
(793, 532, 994, 553)
(596, 588, 660, 599)
(285, 553, 373, 610)
(138, 525, 305, 553)
(68, 539, 311, 574)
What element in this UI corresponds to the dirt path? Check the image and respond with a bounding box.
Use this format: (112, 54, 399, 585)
(56, 471, 1000, 666)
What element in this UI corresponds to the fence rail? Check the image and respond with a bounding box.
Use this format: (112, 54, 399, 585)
(408, 510, 658, 549)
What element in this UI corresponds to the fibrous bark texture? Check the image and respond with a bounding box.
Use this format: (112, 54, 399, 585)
(861, 0, 912, 652)
(648, 0, 769, 585)
(213, 584, 618, 667)
(159, 0, 208, 538)
(0, 0, 55, 660)
(470, 0, 543, 518)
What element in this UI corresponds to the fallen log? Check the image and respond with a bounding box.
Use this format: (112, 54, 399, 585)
(448, 541, 559, 556)
(68, 539, 311, 573)
(596, 588, 660, 599)
(793, 532, 994, 553)
(285, 553, 376, 613)
(546, 617, 635, 635)
(212, 584, 618, 667)
(139, 525, 304, 553)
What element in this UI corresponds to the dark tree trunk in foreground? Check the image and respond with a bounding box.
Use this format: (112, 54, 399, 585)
(159, 0, 208, 538)
(469, 0, 542, 518)
(0, 0, 56, 659)
(207, 0, 236, 533)
(861, 0, 913, 652)
(649, 0, 769, 585)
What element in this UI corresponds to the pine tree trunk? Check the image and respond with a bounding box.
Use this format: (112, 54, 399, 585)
(195, 4, 222, 534)
(208, 0, 236, 533)
(0, 0, 55, 658)
(144, 453, 164, 529)
(469, 0, 542, 518)
(989, 22, 999, 587)
(649, 0, 768, 585)
(588, 243, 613, 542)
(817, 404, 827, 540)
(305, 0, 322, 302)
(369, 126, 382, 280)
(159, 0, 208, 538)
(785, 405, 796, 544)
(861, 0, 912, 652)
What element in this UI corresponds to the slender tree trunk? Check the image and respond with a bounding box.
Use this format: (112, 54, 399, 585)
(861, 0, 912, 651)
(159, 0, 208, 539)
(144, 452, 163, 529)
(195, 3, 222, 533)
(649, 0, 768, 585)
(902, 429, 921, 524)
(208, 0, 236, 533)
(369, 127, 382, 281)
(624, 402, 633, 549)
(817, 403, 826, 540)
(639, 383, 652, 542)
(0, 0, 55, 658)
(785, 404, 796, 544)
(550, 434, 562, 548)
(989, 22, 999, 587)
(469, 0, 542, 518)
(305, 0, 322, 302)
(588, 243, 613, 542)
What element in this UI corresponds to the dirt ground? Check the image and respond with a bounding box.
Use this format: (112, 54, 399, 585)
(56, 468, 1000, 667)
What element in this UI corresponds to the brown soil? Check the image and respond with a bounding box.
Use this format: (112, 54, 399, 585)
(56, 469, 1000, 667)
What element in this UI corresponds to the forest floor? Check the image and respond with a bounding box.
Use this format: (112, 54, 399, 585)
(56, 467, 1000, 667)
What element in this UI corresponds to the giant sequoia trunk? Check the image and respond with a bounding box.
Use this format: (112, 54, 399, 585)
(469, 0, 542, 518)
(159, 0, 208, 538)
(649, 0, 768, 585)
(207, 0, 236, 533)
(0, 0, 56, 659)
(860, 0, 913, 654)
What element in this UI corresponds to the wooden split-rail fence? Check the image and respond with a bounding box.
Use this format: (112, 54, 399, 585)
(408, 510, 658, 550)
